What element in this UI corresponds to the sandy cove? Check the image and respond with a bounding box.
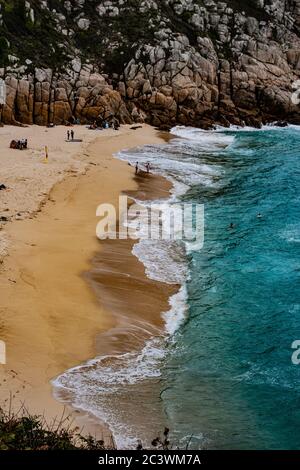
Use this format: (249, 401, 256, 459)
(0, 124, 173, 440)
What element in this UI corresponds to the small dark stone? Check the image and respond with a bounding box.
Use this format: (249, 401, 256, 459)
(273, 121, 288, 128)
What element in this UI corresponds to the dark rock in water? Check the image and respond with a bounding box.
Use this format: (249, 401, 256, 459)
(0, 1, 299, 128)
(273, 121, 289, 128)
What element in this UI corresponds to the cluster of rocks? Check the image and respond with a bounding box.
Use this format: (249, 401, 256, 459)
(1, 0, 300, 128)
(1, 65, 133, 126)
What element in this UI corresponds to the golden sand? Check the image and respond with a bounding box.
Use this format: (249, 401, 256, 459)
(0, 124, 172, 440)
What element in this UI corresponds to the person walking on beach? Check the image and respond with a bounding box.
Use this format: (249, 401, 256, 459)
(146, 162, 151, 174)
(135, 162, 139, 175)
(71, 130, 74, 141)
(67, 130, 70, 141)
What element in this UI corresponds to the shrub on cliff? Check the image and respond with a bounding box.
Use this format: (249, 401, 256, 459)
(0, 36, 9, 67)
(0, 406, 179, 450)
(0, 407, 113, 450)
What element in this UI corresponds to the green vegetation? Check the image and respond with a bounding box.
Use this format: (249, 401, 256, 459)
(0, 0, 70, 70)
(225, 0, 270, 21)
(0, 406, 113, 450)
(0, 405, 177, 451)
(160, 2, 198, 47)
(0, 36, 9, 67)
(73, 0, 159, 75)
(0, 0, 160, 74)
(0, 0, 272, 73)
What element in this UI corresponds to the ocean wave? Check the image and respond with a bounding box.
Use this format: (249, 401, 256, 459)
(52, 285, 188, 449)
(117, 139, 224, 196)
(163, 285, 188, 336)
(133, 240, 188, 285)
(214, 123, 300, 133)
(171, 125, 235, 149)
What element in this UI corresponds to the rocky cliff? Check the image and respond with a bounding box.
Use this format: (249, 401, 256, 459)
(0, 0, 300, 128)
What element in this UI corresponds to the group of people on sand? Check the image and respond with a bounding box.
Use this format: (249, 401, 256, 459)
(135, 161, 151, 175)
(88, 118, 120, 131)
(66, 130, 75, 141)
(10, 138, 28, 150)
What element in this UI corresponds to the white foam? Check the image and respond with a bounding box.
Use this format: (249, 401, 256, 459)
(163, 285, 188, 336)
(215, 123, 300, 133)
(117, 139, 224, 195)
(171, 125, 235, 149)
(55, 293, 185, 386)
(52, 337, 166, 448)
(52, 285, 188, 449)
(133, 240, 188, 285)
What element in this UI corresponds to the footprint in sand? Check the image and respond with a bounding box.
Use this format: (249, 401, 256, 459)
(19, 269, 36, 290)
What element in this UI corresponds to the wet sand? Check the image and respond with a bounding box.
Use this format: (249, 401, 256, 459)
(87, 172, 177, 359)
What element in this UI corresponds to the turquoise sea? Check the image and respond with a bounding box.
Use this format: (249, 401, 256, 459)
(162, 125, 300, 449)
(54, 125, 300, 449)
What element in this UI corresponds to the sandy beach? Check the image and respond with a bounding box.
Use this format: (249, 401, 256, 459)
(0, 123, 172, 441)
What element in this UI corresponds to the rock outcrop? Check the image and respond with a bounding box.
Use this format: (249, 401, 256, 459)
(0, 0, 300, 128)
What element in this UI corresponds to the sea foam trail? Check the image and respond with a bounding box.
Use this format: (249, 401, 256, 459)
(170, 125, 235, 148)
(53, 126, 235, 448)
(52, 285, 188, 449)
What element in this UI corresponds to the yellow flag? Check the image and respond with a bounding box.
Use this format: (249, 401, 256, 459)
(43, 145, 49, 163)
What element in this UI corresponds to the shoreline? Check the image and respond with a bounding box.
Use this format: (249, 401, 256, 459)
(53, 167, 178, 447)
(0, 124, 172, 443)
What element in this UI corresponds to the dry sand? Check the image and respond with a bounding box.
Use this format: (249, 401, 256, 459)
(0, 124, 104, 258)
(0, 124, 171, 441)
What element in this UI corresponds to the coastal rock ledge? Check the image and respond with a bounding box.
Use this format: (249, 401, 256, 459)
(1, 0, 300, 128)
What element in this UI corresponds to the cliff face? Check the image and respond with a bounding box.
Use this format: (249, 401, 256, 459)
(0, 0, 300, 128)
